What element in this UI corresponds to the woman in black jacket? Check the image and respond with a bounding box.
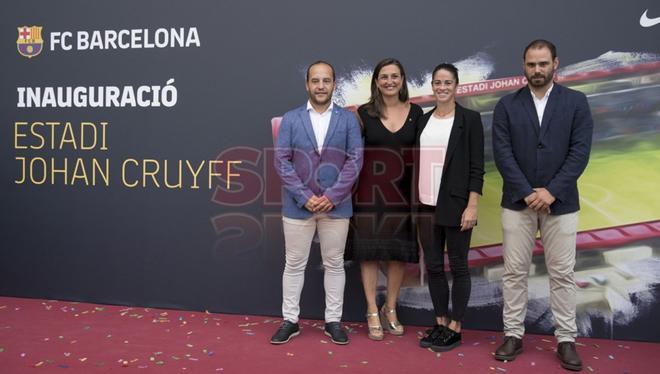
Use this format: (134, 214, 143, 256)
(415, 63, 484, 352)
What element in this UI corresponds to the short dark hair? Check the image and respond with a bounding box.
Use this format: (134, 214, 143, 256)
(432, 63, 459, 85)
(306, 60, 335, 81)
(523, 39, 557, 60)
(364, 58, 410, 118)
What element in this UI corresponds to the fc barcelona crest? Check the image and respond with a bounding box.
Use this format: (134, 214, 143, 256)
(17, 26, 44, 58)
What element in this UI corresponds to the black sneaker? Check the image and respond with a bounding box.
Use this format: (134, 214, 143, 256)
(270, 320, 300, 344)
(324, 322, 349, 345)
(430, 328, 462, 352)
(420, 325, 446, 348)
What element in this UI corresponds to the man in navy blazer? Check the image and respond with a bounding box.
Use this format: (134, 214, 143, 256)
(270, 61, 363, 345)
(492, 40, 593, 371)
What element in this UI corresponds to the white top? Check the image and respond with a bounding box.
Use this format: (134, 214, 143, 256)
(530, 83, 553, 125)
(306, 101, 333, 151)
(418, 115, 454, 206)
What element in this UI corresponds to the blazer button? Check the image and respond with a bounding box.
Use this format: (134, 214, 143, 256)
(537, 144, 544, 149)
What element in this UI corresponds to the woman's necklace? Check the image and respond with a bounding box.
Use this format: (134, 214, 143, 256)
(433, 105, 455, 119)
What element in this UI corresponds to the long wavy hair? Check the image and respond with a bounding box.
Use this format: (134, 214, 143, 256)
(363, 58, 410, 119)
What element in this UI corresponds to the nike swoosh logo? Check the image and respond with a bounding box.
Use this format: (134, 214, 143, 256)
(640, 9, 660, 27)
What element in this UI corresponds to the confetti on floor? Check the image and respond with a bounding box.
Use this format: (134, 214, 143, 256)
(0, 296, 658, 373)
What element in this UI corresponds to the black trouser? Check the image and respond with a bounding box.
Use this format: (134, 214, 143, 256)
(418, 205, 472, 322)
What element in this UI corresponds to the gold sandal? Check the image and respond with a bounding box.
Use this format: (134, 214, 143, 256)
(366, 312, 384, 341)
(380, 307, 404, 335)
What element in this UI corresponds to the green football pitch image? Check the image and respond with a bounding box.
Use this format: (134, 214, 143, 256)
(471, 132, 660, 247)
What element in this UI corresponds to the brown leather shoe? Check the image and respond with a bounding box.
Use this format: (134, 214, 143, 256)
(557, 342, 583, 371)
(494, 336, 523, 361)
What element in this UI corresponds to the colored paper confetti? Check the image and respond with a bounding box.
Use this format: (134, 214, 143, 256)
(0, 297, 652, 374)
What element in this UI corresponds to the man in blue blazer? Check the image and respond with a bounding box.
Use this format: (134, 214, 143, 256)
(492, 40, 593, 371)
(270, 61, 363, 345)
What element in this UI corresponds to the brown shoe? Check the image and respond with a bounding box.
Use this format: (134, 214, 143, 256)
(557, 342, 583, 371)
(494, 336, 523, 361)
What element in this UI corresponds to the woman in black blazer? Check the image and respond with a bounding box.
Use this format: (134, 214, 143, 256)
(415, 63, 484, 352)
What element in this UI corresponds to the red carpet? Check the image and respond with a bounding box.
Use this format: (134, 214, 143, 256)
(0, 297, 657, 373)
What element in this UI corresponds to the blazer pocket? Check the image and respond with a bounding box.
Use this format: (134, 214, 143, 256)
(333, 127, 348, 137)
(328, 128, 347, 146)
(450, 187, 468, 200)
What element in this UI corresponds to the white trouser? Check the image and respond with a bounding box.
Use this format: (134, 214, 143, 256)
(501, 208, 578, 343)
(281, 214, 349, 323)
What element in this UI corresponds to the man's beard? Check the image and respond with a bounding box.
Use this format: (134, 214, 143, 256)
(309, 92, 332, 106)
(526, 69, 554, 88)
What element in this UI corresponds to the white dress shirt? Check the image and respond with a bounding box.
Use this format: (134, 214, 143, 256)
(531, 83, 553, 125)
(306, 101, 333, 151)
